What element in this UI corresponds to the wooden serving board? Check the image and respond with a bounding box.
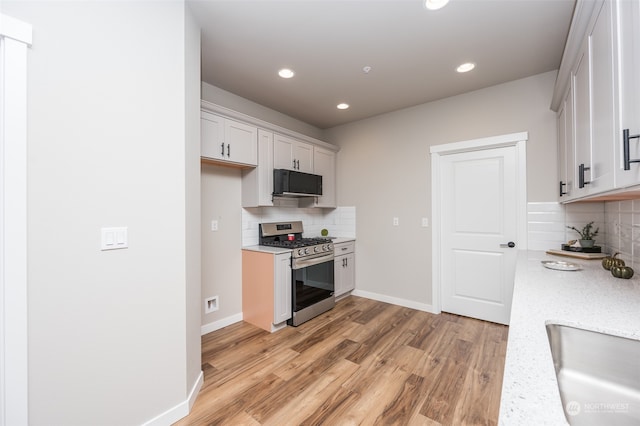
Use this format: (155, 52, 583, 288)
(546, 249, 608, 260)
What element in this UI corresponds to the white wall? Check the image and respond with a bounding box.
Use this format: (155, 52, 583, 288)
(323, 71, 558, 307)
(200, 165, 243, 330)
(184, 2, 203, 402)
(202, 82, 325, 140)
(4, 1, 201, 424)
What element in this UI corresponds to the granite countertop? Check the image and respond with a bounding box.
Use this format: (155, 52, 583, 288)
(499, 250, 640, 425)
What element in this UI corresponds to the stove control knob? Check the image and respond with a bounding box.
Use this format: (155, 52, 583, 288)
(327, 244, 333, 251)
(297, 249, 304, 256)
(315, 246, 321, 253)
(304, 248, 310, 255)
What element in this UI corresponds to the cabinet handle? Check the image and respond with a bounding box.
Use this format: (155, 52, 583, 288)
(559, 181, 567, 196)
(623, 129, 640, 170)
(221, 142, 225, 157)
(292, 159, 297, 169)
(227, 143, 230, 158)
(578, 163, 591, 188)
(296, 159, 300, 170)
(343, 258, 346, 267)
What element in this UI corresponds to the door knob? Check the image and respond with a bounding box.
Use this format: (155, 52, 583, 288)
(500, 242, 516, 248)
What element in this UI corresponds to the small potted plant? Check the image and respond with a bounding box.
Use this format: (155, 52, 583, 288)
(567, 221, 599, 248)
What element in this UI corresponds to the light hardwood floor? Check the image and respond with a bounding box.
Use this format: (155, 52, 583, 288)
(175, 296, 508, 426)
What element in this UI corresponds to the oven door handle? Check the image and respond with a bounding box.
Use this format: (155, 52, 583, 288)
(292, 253, 334, 269)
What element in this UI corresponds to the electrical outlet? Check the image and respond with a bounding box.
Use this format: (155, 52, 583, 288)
(393, 217, 399, 226)
(204, 296, 219, 313)
(211, 220, 218, 231)
(422, 217, 429, 227)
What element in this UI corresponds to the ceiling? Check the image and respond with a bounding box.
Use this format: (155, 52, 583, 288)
(188, 0, 576, 129)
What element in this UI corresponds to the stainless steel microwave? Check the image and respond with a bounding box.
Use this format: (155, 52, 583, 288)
(273, 169, 323, 197)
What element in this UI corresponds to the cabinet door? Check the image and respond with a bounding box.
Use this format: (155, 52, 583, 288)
(334, 253, 355, 297)
(293, 141, 314, 173)
(224, 119, 257, 166)
(241, 129, 274, 207)
(273, 134, 314, 172)
(201, 111, 225, 161)
(343, 253, 355, 293)
(573, 44, 592, 198)
(615, 0, 640, 187)
(313, 147, 336, 207)
(273, 252, 292, 324)
(589, 0, 615, 192)
(334, 255, 346, 297)
(274, 134, 296, 170)
(558, 96, 569, 199)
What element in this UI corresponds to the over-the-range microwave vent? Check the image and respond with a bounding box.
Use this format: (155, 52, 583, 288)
(273, 169, 322, 198)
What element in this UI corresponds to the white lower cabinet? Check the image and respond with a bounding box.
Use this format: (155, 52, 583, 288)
(242, 249, 291, 332)
(334, 241, 355, 298)
(273, 252, 292, 324)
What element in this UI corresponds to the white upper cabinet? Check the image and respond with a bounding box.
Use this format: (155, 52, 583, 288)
(615, 0, 640, 187)
(274, 133, 314, 173)
(573, 42, 592, 198)
(313, 146, 336, 208)
(588, 0, 615, 192)
(557, 84, 575, 199)
(573, 0, 615, 197)
(201, 111, 257, 167)
(242, 129, 274, 207)
(553, 0, 640, 201)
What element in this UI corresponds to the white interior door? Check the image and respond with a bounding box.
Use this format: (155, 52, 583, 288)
(438, 144, 520, 325)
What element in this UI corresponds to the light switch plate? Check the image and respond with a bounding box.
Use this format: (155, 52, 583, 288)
(101, 227, 128, 250)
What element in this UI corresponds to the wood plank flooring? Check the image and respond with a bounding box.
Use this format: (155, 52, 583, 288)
(174, 296, 508, 426)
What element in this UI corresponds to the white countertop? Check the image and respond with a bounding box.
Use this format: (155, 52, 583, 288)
(332, 237, 355, 244)
(241, 245, 292, 255)
(499, 250, 640, 425)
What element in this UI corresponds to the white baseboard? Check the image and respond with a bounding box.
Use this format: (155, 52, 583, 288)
(201, 312, 243, 336)
(142, 370, 203, 426)
(351, 289, 437, 314)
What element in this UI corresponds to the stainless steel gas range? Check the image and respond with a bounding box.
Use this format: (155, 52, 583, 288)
(259, 221, 335, 326)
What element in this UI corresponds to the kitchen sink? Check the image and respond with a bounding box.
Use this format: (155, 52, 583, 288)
(546, 323, 640, 425)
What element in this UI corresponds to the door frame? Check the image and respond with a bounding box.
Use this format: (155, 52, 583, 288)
(430, 132, 528, 315)
(1, 14, 32, 426)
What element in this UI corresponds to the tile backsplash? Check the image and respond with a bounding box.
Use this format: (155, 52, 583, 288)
(528, 200, 640, 267)
(242, 206, 356, 246)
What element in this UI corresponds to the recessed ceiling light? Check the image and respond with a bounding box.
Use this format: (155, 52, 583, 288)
(278, 68, 294, 79)
(456, 62, 476, 73)
(425, 0, 450, 10)
(337, 103, 349, 110)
